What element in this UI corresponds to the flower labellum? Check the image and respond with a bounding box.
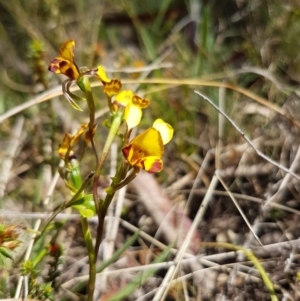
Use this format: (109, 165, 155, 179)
(113, 90, 150, 130)
(122, 119, 173, 173)
(58, 123, 88, 160)
(48, 40, 80, 80)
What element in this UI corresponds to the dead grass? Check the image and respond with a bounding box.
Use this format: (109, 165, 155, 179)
(1, 1, 300, 300)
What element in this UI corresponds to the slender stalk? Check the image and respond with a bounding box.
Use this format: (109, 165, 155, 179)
(105, 166, 139, 194)
(38, 171, 93, 238)
(80, 76, 99, 167)
(75, 78, 125, 298)
(93, 159, 126, 273)
(77, 76, 101, 300)
(81, 217, 96, 301)
(93, 157, 131, 270)
(93, 110, 124, 259)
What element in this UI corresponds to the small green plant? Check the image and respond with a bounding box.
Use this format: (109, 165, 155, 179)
(20, 260, 54, 301)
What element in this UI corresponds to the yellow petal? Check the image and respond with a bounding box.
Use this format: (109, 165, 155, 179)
(96, 65, 110, 83)
(58, 124, 88, 159)
(124, 105, 142, 130)
(114, 90, 134, 107)
(122, 128, 164, 167)
(71, 123, 89, 147)
(48, 40, 80, 80)
(113, 91, 148, 128)
(132, 128, 163, 157)
(59, 39, 76, 61)
(103, 79, 122, 98)
(142, 156, 163, 173)
(153, 119, 174, 145)
(58, 133, 72, 159)
(132, 95, 150, 109)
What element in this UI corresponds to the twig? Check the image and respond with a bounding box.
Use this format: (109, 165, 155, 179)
(263, 144, 300, 210)
(216, 82, 226, 170)
(0, 86, 62, 123)
(153, 174, 219, 301)
(4, 187, 300, 221)
(0, 77, 283, 123)
(194, 90, 300, 182)
(103, 62, 173, 73)
(216, 172, 262, 245)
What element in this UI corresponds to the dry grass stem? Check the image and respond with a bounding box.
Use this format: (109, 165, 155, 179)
(153, 175, 219, 301)
(263, 144, 300, 210)
(194, 90, 300, 182)
(216, 172, 262, 245)
(0, 116, 24, 199)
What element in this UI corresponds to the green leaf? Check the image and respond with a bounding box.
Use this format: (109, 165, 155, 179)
(0, 253, 6, 265)
(152, 0, 173, 33)
(97, 230, 140, 274)
(0, 247, 13, 260)
(72, 194, 96, 218)
(139, 27, 156, 61)
(73, 206, 94, 218)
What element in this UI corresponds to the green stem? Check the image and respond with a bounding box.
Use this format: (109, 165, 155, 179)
(38, 171, 93, 238)
(78, 76, 99, 167)
(81, 217, 96, 301)
(60, 231, 140, 301)
(32, 245, 48, 267)
(93, 110, 124, 259)
(94, 159, 132, 268)
(105, 166, 139, 194)
(94, 110, 124, 178)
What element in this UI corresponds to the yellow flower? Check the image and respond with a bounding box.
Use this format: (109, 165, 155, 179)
(58, 124, 88, 160)
(95, 66, 122, 98)
(48, 40, 80, 80)
(48, 42, 122, 110)
(114, 90, 150, 130)
(122, 119, 173, 173)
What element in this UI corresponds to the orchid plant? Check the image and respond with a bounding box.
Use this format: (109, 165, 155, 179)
(46, 39, 173, 300)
